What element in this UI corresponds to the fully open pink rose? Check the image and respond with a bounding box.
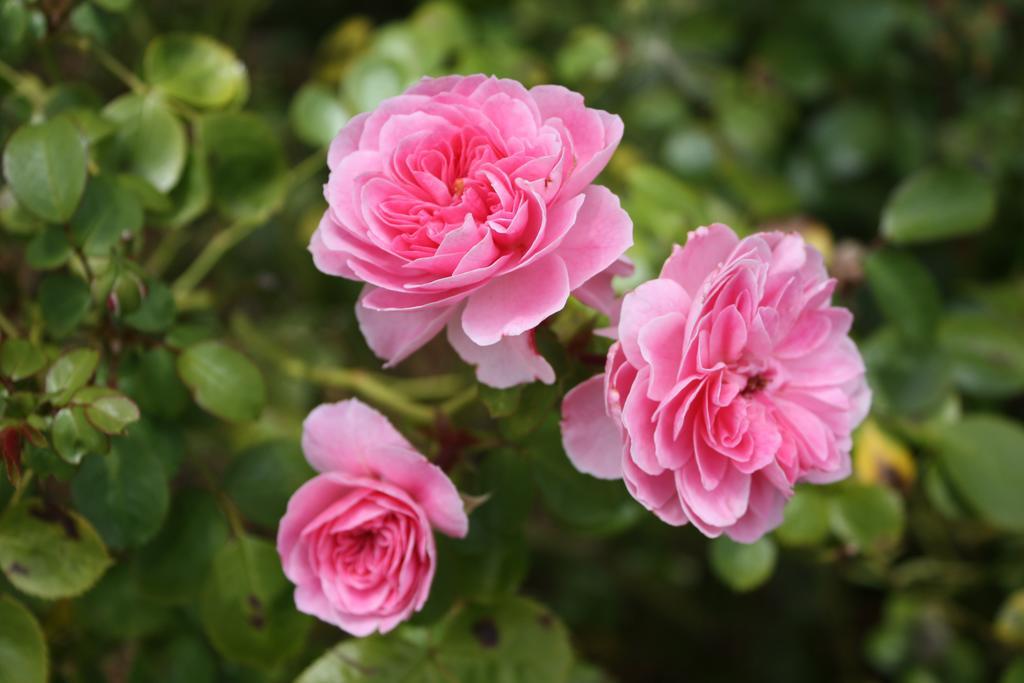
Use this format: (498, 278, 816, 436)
(561, 225, 870, 542)
(277, 399, 467, 636)
(311, 74, 632, 388)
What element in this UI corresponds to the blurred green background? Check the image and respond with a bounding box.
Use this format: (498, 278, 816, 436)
(2, 0, 1024, 682)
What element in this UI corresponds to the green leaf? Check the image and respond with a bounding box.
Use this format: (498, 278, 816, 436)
(343, 55, 406, 113)
(75, 562, 173, 640)
(996, 590, 1024, 648)
(166, 320, 221, 349)
(864, 249, 942, 346)
(433, 596, 573, 682)
(118, 347, 189, 419)
(0, 339, 45, 381)
(808, 101, 886, 179)
(0, 1, 32, 63)
(103, 93, 187, 193)
(123, 279, 176, 333)
(72, 386, 140, 434)
(479, 384, 523, 418)
(940, 312, 1024, 399)
(881, 167, 996, 244)
(200, 536, 312, 668)
(71, 427, 170, 548)
(177, 341, 266, 422)
(568, 662, 616, 683)
(536, 421, 642, 535)
(0, 185, 43, 235)
(223, 440, 313, 528)
(45, 347, 99, 403)
(1002, 658, 1024, 683)
(56, 107, 115, 145)
(709, 536, 778, 592)
(25, 224, 71, 269)
(118, 172, 173, 212)
(201, 112, 286, 220)
(0, 595, 48, 683)
(863, 327, 953, 420)
(298, 596, 573, 683)
(297, 627, 440, 683)
(128, 419, 184, 478)
(144, 33, 248, 109)
(556, 26, 620, 83)
(829, 484, 905, 553)
(90, 0, 132, 12)
(775, 487, 830, 547)
(2, 118, 87, 222)
(931, 415, 1024, 532)
(156, 145, 210, 229)
(0, 498, 111, 599)
(498, 382, 560, 441)
(52, 406, 108, 465)
(129, 634, 218, 683)
(21, 444, 77, 481)
(420, 451, 533, 620)
(38, 272, 91, 338)
(289, 82, 349, 147)
(70, 174, 143, 255)
(138, 489, 229, 603)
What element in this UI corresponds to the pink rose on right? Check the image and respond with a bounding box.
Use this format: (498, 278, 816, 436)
(277, 399, 467, 636)
(561, 224, 870, 542)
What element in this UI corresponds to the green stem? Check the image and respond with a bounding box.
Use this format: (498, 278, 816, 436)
(64, 36, 146, 94)
(305, 365, 436, 425)
(289, 147, 331, 186)
(232, 313, 451, 426)
(388, 374, 468, 400)
(440, 385, 478, 415)
(171, 215, 259, 301)
(8, 470, 33, 509)
(145, 228, 190, 277)
(171, 148, 327, 300)
(0, 59, 46, 109)
(0, 310, 19, 338)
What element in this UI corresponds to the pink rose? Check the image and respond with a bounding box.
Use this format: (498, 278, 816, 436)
(311, 74, 632, 388)
(561, 225, 871, 542)
(277, 399, 468, 636)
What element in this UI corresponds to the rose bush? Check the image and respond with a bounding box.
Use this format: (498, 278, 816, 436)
(562, 224, 870, 541)
(1, 1, 1023, 682)
(310, 74, 632, 388)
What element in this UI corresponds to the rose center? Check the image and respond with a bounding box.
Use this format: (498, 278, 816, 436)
(741, 373, 770, 397)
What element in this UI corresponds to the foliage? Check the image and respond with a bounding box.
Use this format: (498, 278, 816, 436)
(1, 0, 1023, 681)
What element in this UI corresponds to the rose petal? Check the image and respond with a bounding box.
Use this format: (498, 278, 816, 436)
(560, 375, 623, 479)
(355, 289, 454, 366)
(556, 185, 634, 291)
(461, 255, 571, 346)
(447, 318, 554, 388)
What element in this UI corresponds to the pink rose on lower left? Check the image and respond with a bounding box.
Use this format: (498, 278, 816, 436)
(277, 399, 468, 636)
